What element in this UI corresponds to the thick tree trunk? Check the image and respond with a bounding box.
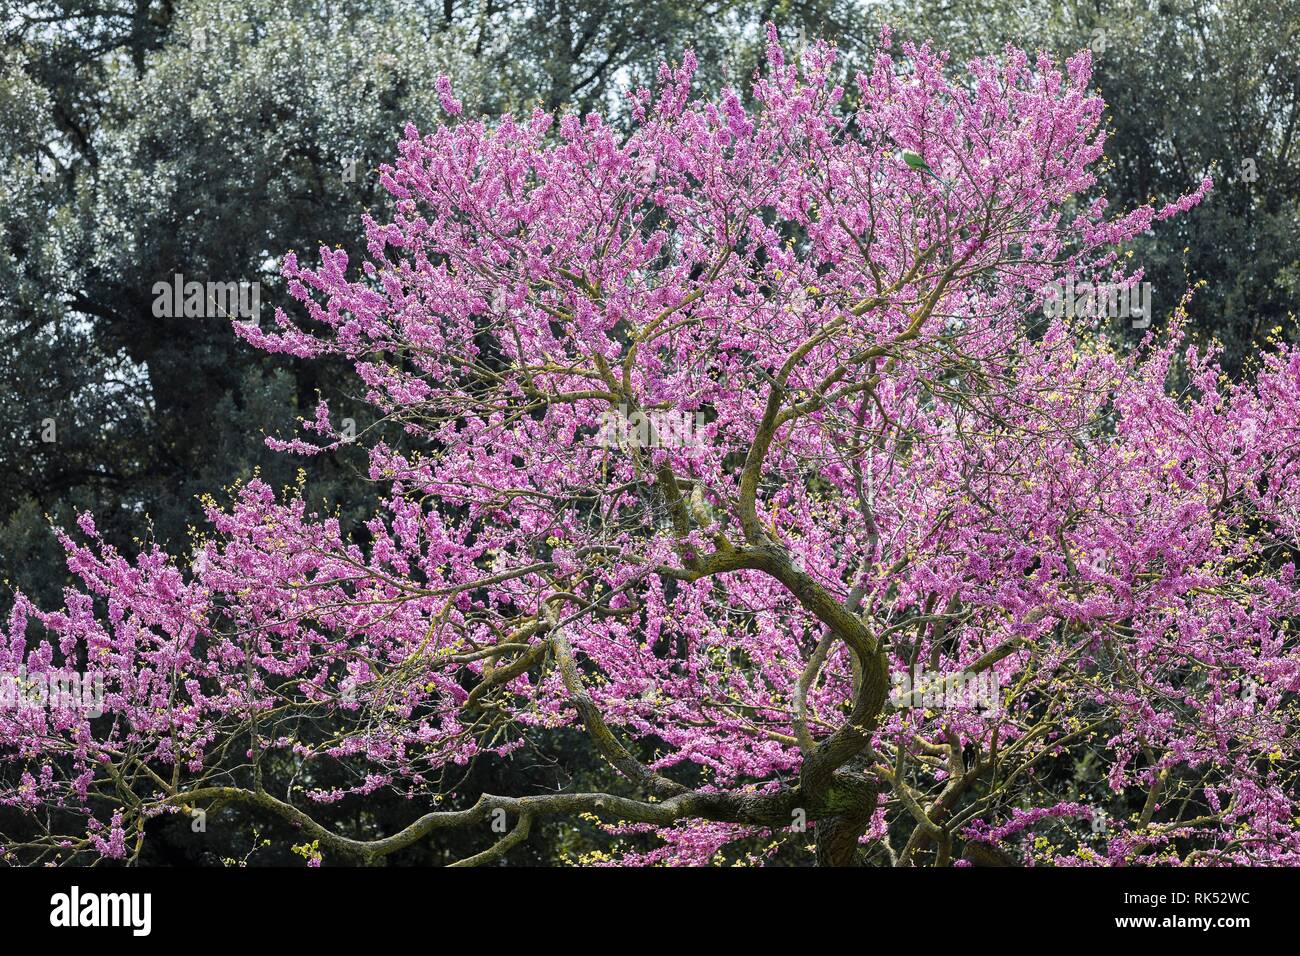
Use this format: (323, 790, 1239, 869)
(815, 812, 869, 866)
(812, 779, 877, 866)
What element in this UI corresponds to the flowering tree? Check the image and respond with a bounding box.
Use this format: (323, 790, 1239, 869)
(5, 26, 1299, 867)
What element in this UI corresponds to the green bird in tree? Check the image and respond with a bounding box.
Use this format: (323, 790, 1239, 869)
(898, 148, 946, 188)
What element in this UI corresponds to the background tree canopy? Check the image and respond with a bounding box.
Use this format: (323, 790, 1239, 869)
(1, 0, 1296, 865)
